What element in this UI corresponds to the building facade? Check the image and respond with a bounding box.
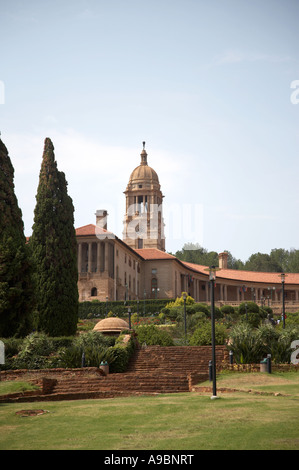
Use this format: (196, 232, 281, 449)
(76, 144, 299, 309)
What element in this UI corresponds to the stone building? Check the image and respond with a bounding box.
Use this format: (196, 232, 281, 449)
(76, 144, 299, 309)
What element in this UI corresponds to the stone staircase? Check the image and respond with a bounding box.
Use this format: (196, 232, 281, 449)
(0, 346, 228, 402)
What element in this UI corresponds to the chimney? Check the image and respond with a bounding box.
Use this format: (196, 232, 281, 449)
(95, 210, 108, 230)
(219, 252, 228, 269)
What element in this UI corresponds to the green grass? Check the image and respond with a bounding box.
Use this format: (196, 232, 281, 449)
(200, 371, 299, 396)
(0, 381, 39, 396)
(0, 372, 298, 450)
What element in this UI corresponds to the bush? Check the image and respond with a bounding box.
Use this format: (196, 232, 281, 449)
(206, 305, 223, 319)
(220, 305, 235, 315)
(73, 330, 115, 350)
(240, 311, 261, 328)
(189, 322, 228, 346)
(109, 334, 136, 373)
(135, 325, 174, 346)
(18, 332, 53, 359)
(228, 323, 264, 364)
(238, 302, 259, 314)
(228, 323, 299, 364)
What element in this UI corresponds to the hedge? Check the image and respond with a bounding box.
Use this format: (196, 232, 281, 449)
(78, 299, 175, 319)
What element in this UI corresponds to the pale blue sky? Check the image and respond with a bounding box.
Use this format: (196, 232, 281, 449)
(1, 0, 298, 261)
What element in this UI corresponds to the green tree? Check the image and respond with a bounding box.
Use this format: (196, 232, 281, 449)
(30, 138, 78, 336)
(0, 139, 34, 337)
(288, 249, 299, 273)
(175, 243, 219, 266)
(244, 252, 282, 272)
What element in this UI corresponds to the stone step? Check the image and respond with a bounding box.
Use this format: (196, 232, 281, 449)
(0, 346, 227, 402)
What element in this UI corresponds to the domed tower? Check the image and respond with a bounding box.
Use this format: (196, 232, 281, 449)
(123, 143, 165, 251)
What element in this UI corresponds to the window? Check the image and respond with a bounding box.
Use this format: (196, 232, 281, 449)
(91, 287, 97, 297)
(138, 238, 143, 249)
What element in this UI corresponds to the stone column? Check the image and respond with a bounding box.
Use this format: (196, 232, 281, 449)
(88, 243, 92, 273)
(97, 242, 101, 273)
(219, 284, 223, 300)
(224, 284, 228, 301)
(105, 241, 109, 272)
(78, 243, 82, 274)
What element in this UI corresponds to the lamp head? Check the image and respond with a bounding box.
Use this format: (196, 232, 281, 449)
(209, 266, 217, 281)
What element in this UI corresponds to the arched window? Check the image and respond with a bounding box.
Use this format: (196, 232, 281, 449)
(91, 287, 97, 297)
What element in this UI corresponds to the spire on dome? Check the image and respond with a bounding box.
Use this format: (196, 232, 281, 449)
(140, 141, 147, 165)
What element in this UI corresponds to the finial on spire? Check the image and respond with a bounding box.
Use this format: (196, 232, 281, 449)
(140, 141, 147, 165)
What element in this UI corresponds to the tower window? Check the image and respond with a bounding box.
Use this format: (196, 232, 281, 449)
(91, 287, 97, 297)
(139, 185, 142, 188)
(138, 238, 143, 248)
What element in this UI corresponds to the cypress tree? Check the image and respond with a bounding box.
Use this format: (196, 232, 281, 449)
(31, 138, 78, 336)
(0, 138, 34, 337)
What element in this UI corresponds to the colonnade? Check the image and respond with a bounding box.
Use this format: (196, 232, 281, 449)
(180, 273, 299, 303)
(77, 240, 114, 277)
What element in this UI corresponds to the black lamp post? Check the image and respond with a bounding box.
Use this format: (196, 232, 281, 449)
(209, 266, 218, 400)
(128, 307, 131, 329)
(281, 273, 286, 329)
(183, 292, 187, 342)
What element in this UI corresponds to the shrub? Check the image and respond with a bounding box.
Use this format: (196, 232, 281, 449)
(73, 330, 115, 350)
(228, 323, 264, 364)
(109, 334, 136, 373)
(18, 332, 54, 359)
(189, 322, 228, 346)
(135, 325, 174, 346)
(220, 305, 235, 315)
(240, 311, 261, 328)
(238, 302, 259, 314)
(206, 305, 223, 319)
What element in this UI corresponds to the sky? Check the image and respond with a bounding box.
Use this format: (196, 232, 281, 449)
(0, 0, 298, 262)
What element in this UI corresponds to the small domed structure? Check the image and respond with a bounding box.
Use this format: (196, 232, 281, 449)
(93, 317, 130, 335)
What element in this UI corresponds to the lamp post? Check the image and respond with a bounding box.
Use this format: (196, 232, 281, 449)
(152, 287, 160, 299)
(281, 273, 286, 329)
(209, 266, 218, 400)
(105, 296, 108, 317)
(128, 307, 131, 329)
(143, 289, 146, 315)
(183, 292, 187, 343)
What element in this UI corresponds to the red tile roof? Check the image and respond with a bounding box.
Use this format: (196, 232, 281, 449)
(182, 261, 299, 285)
(134, 248, 176, 260)
(134, 249, 299, 285)
(76, 224, 114, 238)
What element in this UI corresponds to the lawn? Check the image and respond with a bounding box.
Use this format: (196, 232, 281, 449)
(0, 372, 298, 451)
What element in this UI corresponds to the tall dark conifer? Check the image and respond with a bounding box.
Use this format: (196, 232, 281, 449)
(0, 139, 34, 337)
(31, 138, 78, 336)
